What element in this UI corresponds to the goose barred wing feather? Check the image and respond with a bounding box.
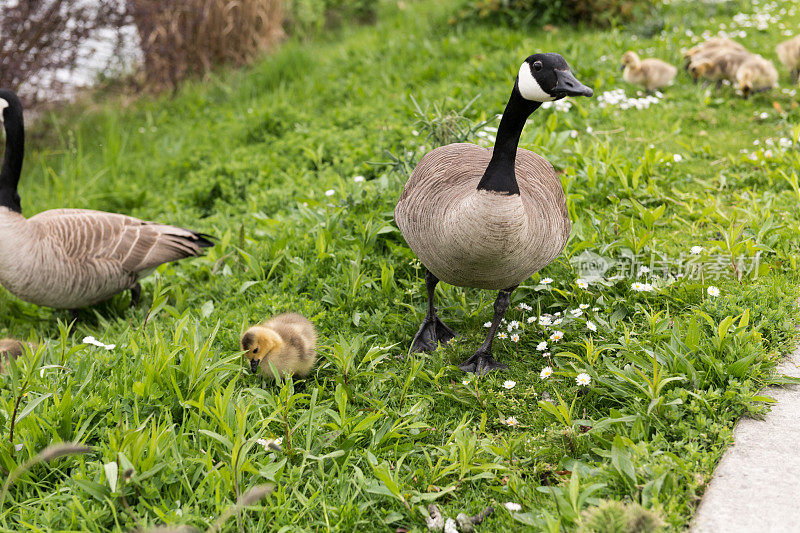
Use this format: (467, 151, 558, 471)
(31, 209, 212, 273)
(0, 208, 213, 309)
(395, 143, 570, 290)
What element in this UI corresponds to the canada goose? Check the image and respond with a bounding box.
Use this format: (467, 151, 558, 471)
(0, 338, 35, 372)
(776, 35, 800, 80)
(240, 313, 317, 379)
(620, 51, 677, 92)
(688, 48, 752, 87)
(735, 55, 778, 98)
(394, 53, 592, 374)
(0, 89, 213, 315)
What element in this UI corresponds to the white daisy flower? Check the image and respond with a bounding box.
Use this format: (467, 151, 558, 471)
(462, 380, 471, 386)
(504, 502, 522, 512)
(587, 321, 597, 332)
(256, 438, 283, 451)
(592, 307, 600, 312)
(579, 304, 589, 310)
(673, 154, 683, 162)
(510, 333, 520, 343)
(707, 286, 720, 297)
(542, 352, 550, 358)
(576, 279, 589, 289)
(536, 341, 548, 351)
(353, 175, 365, 183)
(504, 416, 520, 426)
(503, 380, 516, 389)
(550, 331, 564, 342)
(570, 309, 583, 318)
(497, 332, 508, 339)
(539, 316, 552, 326)
(509, 320, 520, 330)
(552, 318, 563, 326)
(527, 316, 536, 324)
(518, 303, 532, 311)
(540, 366, 553, 379)
(638, 266, 650, 275)
(324, 189, 335, 197)
(484, 322, 492, 328)
(540, 277, 554, 285)
(576, 373, 591, 386)
(690, 246, 703, 255)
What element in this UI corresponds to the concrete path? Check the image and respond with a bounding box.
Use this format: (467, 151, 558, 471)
(691, 344, 800, 532)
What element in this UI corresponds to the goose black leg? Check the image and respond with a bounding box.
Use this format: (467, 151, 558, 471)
(410, 270, 458, 353)
(130, 282, 141, 308)
(70, 309, 79, 322)
(459, 285, 517, 375)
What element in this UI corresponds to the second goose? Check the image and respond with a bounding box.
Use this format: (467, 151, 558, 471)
(395, 53, 592, 374)
(0, 89, 213, 314)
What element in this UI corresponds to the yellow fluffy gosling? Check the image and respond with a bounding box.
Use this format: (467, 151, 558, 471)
(240, 313, 317, 379)
(0, 338, 35, 373)
(735, 55, 779, 98)
(621, 51, 677, 91)
(683, 37, 747, 63)
(688, 48, 752, 86)
(776, 35, 800, 80)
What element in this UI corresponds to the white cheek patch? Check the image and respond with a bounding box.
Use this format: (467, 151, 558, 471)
(0, 99, 8, 112)
(517, 63, 556, 102)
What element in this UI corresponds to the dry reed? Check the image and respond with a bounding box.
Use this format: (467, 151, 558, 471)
(127, 0, 285, 91)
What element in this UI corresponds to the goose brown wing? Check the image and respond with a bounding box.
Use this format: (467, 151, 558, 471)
(30, 209, 213, 274)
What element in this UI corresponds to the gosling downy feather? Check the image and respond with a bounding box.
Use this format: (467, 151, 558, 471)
(240, 313, 317, 379)
(776, 35, 800, 79)
(683, 37, 747, 62)
(395, 53, 592, 374)
(0, 89, 213, 311)
(688, 48, 752, 85)
(620, 51, 677, 92)
(0, 338, 35, 372)
(735, 55, 778, 98)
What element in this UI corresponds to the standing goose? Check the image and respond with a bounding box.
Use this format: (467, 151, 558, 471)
(395, 53, 592, 374)
(0, 89, 213, 314)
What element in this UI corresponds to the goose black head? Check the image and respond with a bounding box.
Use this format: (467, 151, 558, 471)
(516, 53, 593, 102)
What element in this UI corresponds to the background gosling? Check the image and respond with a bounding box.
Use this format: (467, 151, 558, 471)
(735, 55, 778, 98)
(776, 35, 800, 80)
(0, 338, 36, 373)
(240, 313, 317, 380)
(683, 37, 746, 61)
(688, 48, 751, 87)
(621, 51, 677, 92)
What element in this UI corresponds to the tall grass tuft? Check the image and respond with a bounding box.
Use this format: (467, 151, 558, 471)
(128, 0, 285, 91)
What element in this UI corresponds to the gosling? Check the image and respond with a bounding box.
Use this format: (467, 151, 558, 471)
(735, 55, 779, 98)
(688, 48, 752, 87)
(621, 51, 677, 92)
(0, 338, 35, 373)
(683, 37, 747, 65)
(776, 35, 800, 80)
(240, 313, 317, 380)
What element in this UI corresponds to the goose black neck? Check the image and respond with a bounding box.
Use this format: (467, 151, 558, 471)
(477, 87, 541, 196)
(0, 90, 23, 213)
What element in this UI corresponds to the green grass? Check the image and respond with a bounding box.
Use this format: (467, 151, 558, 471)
(3, 0, 800, 530)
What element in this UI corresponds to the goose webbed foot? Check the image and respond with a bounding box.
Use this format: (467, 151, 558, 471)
(411, 314, 458, 353)
(130, 282, 141, 308)
(459, 350, 508, 375)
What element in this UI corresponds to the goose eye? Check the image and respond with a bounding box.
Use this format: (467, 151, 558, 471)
(533, 61, 543, 72)
(253, 347, 259, 354)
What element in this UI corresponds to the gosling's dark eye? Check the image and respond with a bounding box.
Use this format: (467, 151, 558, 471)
(533, 61, 543, 72)
(253, 348, 259, 354)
